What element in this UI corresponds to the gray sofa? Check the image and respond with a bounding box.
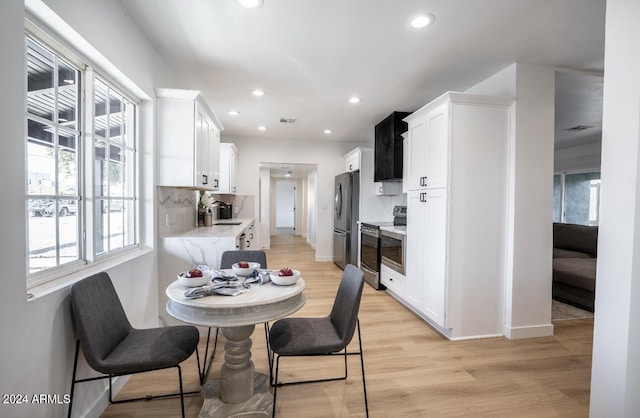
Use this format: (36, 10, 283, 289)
(552, 222, 598, 312)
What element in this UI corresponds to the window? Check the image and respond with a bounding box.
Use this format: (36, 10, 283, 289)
(25, 31, 139, 288)
(26, 35, 82, 276)
(94, 78, 137, 255)
(553, 171, 601, 226)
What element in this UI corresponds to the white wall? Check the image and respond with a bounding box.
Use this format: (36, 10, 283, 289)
(554, 142, 602, 172)
(590, 0, 640, 415)
(307, 169, 318, 247)
(467, 63, 555, 339)
(230, 136, 368, 261)
(0, 1, 175, 417)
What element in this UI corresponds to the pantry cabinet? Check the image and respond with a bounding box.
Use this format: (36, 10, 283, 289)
(219, 143, 238, 194)
(403, 91, 513, 339)
(156, 88, 222, 190)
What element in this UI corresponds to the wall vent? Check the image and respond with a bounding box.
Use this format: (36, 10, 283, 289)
(280, 118, 298, 124)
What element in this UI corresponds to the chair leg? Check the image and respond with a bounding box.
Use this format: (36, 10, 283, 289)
(265, 322, 275, 385)
(67, 340, 80, 418)
(200, 327, 219, 384)
(356, 319, 369, 418)
(272, 354, 281, 418)
(177, 365, 186, 418)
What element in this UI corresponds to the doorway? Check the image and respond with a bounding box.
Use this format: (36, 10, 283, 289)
(258, 162, 317, 250)
(275, 180, 295, 236)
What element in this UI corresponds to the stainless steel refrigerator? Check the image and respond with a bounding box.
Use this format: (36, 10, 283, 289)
(334, 172, 359, 269)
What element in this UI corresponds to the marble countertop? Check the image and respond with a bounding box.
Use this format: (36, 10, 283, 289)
(380, 225, 406, 235)
(168, 218, 254, 238)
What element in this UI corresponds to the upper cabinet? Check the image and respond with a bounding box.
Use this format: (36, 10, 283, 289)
(374, 111, 410, 182)
(156, 88, 223, 190)
(403, 103, 449, 192)
(344, 148, 360, 172)
(219, 143, 238, 194)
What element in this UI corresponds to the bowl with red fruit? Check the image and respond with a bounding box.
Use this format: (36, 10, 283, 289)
(177, 267, 212, 287)
(270, 267, 300, 286)
(231, 261, 261, 276)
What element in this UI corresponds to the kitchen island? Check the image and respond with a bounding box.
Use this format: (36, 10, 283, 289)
(158, 218, 256, 327)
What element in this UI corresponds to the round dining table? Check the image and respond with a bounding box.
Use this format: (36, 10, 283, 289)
(166, 272, 306, 417)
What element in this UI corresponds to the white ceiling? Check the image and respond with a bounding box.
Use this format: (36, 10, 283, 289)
(121, 0, 605, 148)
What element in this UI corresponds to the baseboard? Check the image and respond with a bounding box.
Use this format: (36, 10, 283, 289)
(74, 375, 129, 418)
(306, 238, 315, 249)
(503, 323, 555, 339)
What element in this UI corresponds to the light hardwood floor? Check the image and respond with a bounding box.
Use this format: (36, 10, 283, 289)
(102, 235, 593, 417)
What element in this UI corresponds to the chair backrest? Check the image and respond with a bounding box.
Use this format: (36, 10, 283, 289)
(329, 264, 365, 345)
(69, 272, 132, 372)
(220, 250, 268, 269)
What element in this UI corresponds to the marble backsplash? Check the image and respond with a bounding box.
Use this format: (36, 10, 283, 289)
(158, 187, 255, 237)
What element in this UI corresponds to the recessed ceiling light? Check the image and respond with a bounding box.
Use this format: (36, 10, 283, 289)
(236, 0, 263, 8)
(252, 89, 265, 97)
(408, 13, 435, 29)
(228, 110, 239, 116)
(258, 125, 267, 131)
(349, 96, 361, 104)
(324, 129, 332, 134)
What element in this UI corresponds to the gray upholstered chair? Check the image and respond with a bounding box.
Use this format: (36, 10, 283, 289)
(220, 250, 267, 270)
(68, 272, 200, 418)
(268, 264, 369, 418)
(199, 250, 270, 380)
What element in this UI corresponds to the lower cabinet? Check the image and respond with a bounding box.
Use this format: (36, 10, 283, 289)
(404, 186, 504, 340)
(380, 264, 405, 296)
(239, 221, 255, 249)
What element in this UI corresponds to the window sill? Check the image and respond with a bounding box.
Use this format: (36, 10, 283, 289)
(26, 246, 153, 301)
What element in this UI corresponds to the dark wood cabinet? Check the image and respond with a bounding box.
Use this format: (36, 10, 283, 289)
(374, 111, 410, 182)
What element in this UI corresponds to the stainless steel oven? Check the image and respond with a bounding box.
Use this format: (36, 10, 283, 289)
(380, 229, 405, 275)
(360, 223, 384, 290)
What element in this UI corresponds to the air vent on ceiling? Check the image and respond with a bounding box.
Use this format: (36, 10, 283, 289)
(564, 125, 594, 132)
(280, 118, 298, 124)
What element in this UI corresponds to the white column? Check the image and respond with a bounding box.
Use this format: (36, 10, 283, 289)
(505, 64, 556, 339)
(590, 0, 640, 415)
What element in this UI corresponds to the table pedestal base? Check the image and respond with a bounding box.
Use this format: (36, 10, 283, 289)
(199, 372, 273, 418)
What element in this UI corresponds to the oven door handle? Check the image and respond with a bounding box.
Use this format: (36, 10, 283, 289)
(360, 264, 378, 275)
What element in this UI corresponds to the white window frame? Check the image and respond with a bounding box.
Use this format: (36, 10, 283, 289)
(25, 22, 141, 292)
(554, 169, 601, 226)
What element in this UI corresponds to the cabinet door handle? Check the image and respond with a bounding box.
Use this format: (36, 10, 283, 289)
(420, 192, 427, 203)
(202, 174, 208, 185)
(250, 233, 254, 239)
(349, 164, 353, 171)
(246, 240, 250, 247)
(214, 179, 219, 188)
(378, 186, 383, 193)
(232, 186, 236, 193)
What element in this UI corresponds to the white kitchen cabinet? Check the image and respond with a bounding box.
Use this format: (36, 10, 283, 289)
(219, 143, 238, 194)
(344, 148, 360, 172)
(404, 102, 449, 191)
(380, 264, 405, 296)
(239, 221, 255, 249)
(374, 181, 402, 196)
(406, 188, 447, 326)
(156, 88, 222, 190)
(403, 91, 513, 339)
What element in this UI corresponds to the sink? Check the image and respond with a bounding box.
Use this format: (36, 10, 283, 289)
(214, 222, 242, 226)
